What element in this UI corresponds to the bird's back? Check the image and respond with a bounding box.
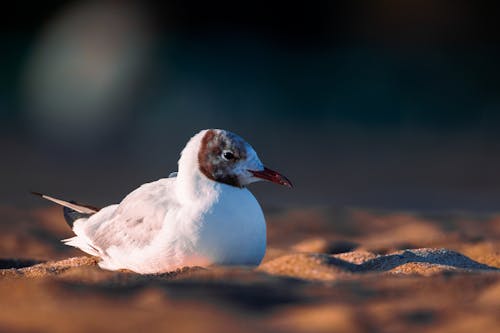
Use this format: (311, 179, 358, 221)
(66, 177, 185, 272)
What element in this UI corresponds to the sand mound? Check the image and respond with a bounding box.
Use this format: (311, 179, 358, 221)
(259, 248, 499, 280)
(0, 256, 98, 278)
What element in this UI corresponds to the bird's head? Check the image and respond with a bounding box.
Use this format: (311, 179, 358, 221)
(196, 129, 292, 189)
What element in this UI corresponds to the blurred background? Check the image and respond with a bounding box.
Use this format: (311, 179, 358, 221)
(2, 0, 500, 211)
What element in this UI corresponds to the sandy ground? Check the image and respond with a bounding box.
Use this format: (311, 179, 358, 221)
(0, 205, 499, 333)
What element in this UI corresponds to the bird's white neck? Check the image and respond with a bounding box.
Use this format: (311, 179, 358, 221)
(176, 130, 220, 203)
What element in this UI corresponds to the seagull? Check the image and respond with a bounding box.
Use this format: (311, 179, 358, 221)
(34, 129, 292, 274)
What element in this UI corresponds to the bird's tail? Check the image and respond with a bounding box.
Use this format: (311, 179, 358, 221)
(31, 192, 101, 227)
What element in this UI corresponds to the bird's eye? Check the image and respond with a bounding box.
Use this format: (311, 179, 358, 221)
(222, 151, 235, 160)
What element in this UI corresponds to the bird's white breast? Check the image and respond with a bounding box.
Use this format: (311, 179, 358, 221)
(194, 184, 266, 266)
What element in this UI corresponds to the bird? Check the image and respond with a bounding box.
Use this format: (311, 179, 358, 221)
(34, 129, 292, 274)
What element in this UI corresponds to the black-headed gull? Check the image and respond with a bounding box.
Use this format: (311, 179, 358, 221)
(34, 129, 292, 273)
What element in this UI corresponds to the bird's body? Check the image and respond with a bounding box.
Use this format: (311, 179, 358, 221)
(37, 129, 291, 274)
(66, 177, 266, 273)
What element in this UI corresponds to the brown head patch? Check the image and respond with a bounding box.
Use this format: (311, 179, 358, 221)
(198, 129, 248, 187)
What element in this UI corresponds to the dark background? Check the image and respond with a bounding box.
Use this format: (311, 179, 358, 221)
(2, 1, 500, 211)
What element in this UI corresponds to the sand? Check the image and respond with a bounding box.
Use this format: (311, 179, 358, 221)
(0, 205, 499, 332)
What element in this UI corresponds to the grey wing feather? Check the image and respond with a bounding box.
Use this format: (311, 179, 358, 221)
(32, 192, 99, 227)
(31, 192, 99, 214)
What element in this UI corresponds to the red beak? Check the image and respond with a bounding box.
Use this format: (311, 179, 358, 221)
(248, 167, 293, 188)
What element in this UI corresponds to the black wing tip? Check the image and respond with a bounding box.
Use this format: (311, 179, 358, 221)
(63, 206, 90, 228)
(31, 191, 44, 197)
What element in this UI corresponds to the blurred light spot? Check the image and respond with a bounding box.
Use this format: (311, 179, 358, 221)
(23, 1, 154, 145)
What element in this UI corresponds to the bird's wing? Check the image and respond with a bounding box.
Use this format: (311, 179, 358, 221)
(75, 178, 178, 255)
